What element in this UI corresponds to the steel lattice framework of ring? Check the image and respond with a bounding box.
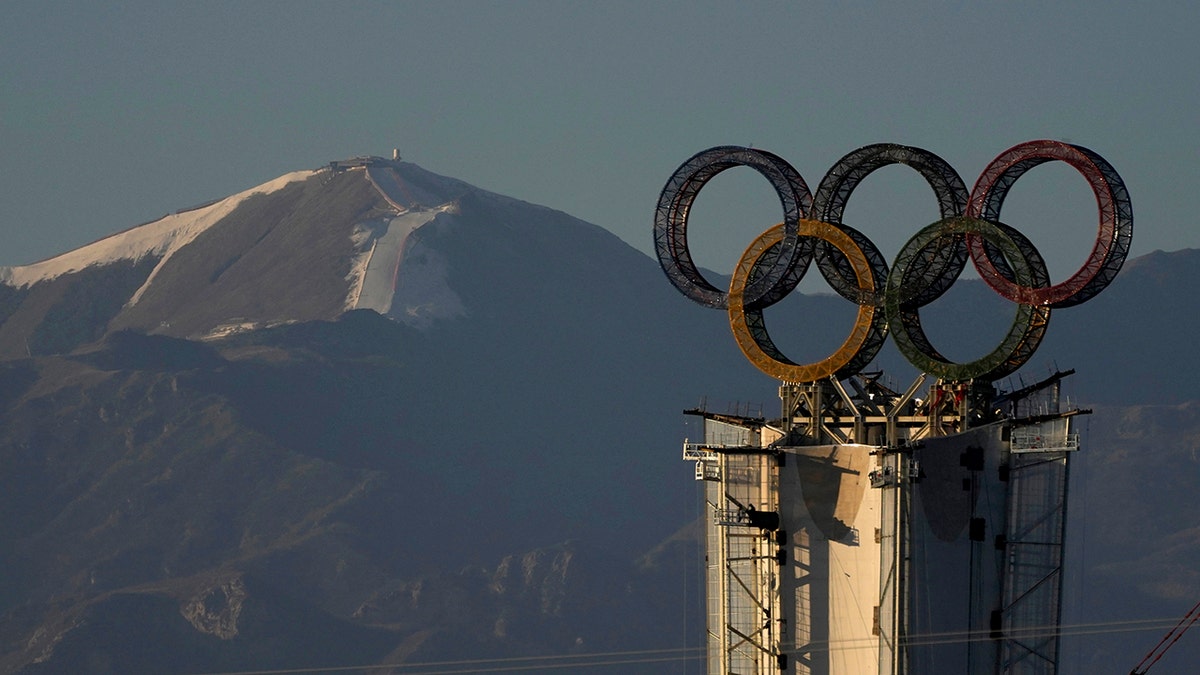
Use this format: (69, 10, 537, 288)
(967, 139, 1134, 308)
(886, 217, 1052, 382)
(653, 146, 814, 309)
(653, 141, 1132, 384)
(810, 143, 970, 308)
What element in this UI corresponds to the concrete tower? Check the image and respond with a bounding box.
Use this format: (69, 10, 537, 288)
(685, 373, 1080, 674)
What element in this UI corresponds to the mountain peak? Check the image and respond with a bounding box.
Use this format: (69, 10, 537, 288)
(0, 155, 634, 359)
(0, 158, 492, 356)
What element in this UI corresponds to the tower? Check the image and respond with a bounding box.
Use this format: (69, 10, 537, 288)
(686, 373, 1081, 674)
(654, 141, 1131, 674)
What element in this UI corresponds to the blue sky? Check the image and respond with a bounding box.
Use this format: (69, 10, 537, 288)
(2, 1, 1196, 284)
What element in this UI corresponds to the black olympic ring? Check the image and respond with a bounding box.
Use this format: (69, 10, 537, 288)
(654, 146, 812, 309)
(653, 141, 1132, 383)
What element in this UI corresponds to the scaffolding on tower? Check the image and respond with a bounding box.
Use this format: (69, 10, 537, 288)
(684, 370, 1084, 674)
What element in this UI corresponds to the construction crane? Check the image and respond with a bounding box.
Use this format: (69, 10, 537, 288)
(1129, 598, 1200, 674)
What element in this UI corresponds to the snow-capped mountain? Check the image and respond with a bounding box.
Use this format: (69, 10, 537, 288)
(0, 157, 512, 353)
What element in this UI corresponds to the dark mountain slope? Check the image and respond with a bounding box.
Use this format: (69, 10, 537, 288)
(0, 258, 158, 358)
(1038, 248, 1200, 405)
(0, 320, 707, 674)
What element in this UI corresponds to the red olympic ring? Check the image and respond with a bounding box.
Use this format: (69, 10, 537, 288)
(966, 140, 1133, 308)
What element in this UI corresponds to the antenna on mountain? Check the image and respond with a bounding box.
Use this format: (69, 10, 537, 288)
(392, 148, 402, 161)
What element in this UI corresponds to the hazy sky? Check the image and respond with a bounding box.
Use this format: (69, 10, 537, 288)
(3, 2, 1197, 284)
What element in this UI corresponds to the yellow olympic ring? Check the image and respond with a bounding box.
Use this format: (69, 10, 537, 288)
(728, 221, 881, 383)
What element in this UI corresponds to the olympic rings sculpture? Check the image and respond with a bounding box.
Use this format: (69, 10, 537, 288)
(654, 141, 1132, 383)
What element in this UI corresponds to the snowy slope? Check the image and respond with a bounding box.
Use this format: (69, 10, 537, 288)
(0, 171, 314, 291)
(347, 205, 455, 315)
(346, 162, 465, 317)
